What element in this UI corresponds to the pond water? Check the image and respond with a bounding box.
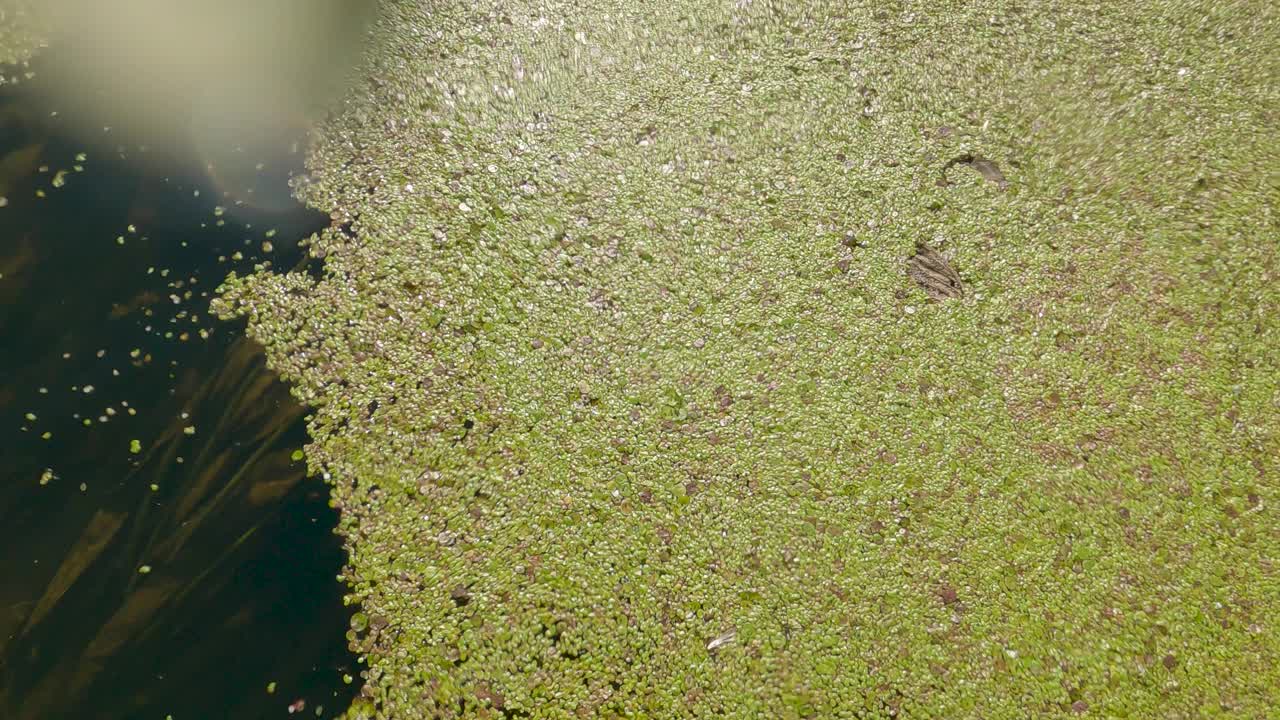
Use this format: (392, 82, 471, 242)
(0, 58, 358, 719)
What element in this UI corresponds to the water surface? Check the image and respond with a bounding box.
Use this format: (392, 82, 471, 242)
(0, 58, 358, 720)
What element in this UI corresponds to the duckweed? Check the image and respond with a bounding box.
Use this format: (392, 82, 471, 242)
(211, 0, 1279, 718)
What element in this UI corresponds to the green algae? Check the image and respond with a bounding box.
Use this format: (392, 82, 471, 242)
(216, 0, 1279, 717)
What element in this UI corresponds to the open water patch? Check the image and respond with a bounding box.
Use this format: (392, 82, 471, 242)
(0, 55, 359, 720)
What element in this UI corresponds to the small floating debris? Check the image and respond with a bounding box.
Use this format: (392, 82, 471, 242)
(907, 242, 965, 301)
(706, 629, 736, 651)
(938, 153, 1007, 189)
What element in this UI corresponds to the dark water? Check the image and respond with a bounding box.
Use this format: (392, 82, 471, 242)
(0, 58, 358, 719)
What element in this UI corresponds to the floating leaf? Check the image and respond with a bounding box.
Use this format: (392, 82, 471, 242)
(907, 242, 965, 300)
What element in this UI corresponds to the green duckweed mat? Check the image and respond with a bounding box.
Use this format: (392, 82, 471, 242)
(216, 0, 1277, 717)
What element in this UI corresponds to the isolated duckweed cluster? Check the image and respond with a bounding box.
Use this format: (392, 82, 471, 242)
(215, 0, 1279, 717)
